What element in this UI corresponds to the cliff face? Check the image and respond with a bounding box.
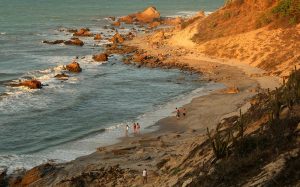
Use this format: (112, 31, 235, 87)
(173, 0, 300, 76)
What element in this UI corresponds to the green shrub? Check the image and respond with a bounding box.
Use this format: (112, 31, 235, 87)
(272, 0, 300, 24)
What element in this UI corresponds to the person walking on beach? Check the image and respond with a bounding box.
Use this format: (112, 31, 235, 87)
(176, 107, 180, 119)
(142, 169, 148, 184)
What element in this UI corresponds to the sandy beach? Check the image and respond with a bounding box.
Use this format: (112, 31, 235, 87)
(3, 1, 299, 186)
(13, 28, 282, 186)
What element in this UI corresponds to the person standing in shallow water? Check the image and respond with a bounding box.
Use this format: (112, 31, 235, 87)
(125, 125, 129, 137)
(142, 169, 147, 184)
(133, 123, 137, 133)
(137, 123, 140, 134)
(176, 107, 180, 119)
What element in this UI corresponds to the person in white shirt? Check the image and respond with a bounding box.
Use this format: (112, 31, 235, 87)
(142, 169, 147, 184)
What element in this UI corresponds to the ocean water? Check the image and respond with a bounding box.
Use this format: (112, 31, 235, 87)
(0, 0, 224, 172)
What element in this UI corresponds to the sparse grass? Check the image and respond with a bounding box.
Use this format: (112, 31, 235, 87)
(196, 69, 300, 186)
(271, 0, 300, 25)
(171, 167, 181, 175)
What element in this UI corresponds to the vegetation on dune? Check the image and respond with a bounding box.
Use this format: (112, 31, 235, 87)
(257, 0, 300, 27)
(197, 68, 300, 186)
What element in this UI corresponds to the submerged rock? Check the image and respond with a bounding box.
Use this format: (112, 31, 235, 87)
(42, 40, 65, 45)
(10, 80, 42, 89)
(93, 53, 109, 62)
(94, 34, 102, 40)
(73, 28, 93, 37)
(64, 38, 84, 46)
(54, 73, 69, 80)
(109, 33, 125, 44)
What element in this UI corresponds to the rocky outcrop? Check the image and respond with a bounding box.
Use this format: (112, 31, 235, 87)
(105, 44, 137, 55)
(42, 40, 65, 45)
(73, 28, 93, 37)
(56, 165, 137, 187)
(93, 53, 109, 62)
(64, 38, 84, 46)
(54, 73, 69, 80)
(148, 31, 166, 44)
(112, 21, 121, 27)
(94, 34, 102, 40)
(119, 16, 134, 24)
(7, 169, 26, 187)
(20, 163, 56, 186)
(162, 17, 183, 26)
(148, 21, 161, 29)
(43, 38, 84, 46)
(108, 16, 116, 21)
(135, 6, 160, 23)
(109, 33, 125, 44)
(124, 32, 135, 40)
(66, 61, 82, 73)
(10, 80, 42, 89)
(118, 6, 161, 25)
(224, 86, 240, 94)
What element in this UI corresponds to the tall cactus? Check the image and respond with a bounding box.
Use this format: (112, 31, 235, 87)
(207, 127, 230, 159)
(237, 109, 245, 138)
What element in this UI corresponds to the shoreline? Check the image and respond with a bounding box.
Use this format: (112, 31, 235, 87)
(2, 8, 284, 186)
(8, 29, 281, 185)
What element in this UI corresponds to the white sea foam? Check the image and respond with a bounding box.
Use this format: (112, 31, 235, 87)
(22, 82, 225, 166)
(167, 11, 213, 18)
(0, 154, 49, 174)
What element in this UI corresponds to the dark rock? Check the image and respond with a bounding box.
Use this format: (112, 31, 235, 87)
(92, 53, 109, 62)
(10, 80, 42, 89)
(64, 38, 84, 46)
(42, 40, 65, 45)
(66, 61, 82, 73)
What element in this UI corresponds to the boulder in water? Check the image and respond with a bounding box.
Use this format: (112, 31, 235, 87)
(10, 80, 42, 89)
(66, 61, 82, 73)
(64, 38, 84, 46)
(73, 28, 93, 37)
(54, 73, 69, 80)
(42, 40, 65, 45)
(109, 33, 125, 44)
(93, 53, 109, 62)
(112, 21, 121, 27)
(94, 34, 102, 40)
(119, 15, 134, 24)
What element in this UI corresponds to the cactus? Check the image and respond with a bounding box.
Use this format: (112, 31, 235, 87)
(207, 127, 230, 159)
(270, 88, 282, 120)
(236, 109, 245, 138)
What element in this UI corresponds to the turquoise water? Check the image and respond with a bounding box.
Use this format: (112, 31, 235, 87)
(0, 0, 224, 171)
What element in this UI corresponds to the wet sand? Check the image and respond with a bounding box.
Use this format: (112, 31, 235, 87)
(23, 28, 282, 186)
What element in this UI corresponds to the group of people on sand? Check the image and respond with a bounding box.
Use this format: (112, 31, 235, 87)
(175, 107, 187, 119)
(125, 122, 141, 135)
